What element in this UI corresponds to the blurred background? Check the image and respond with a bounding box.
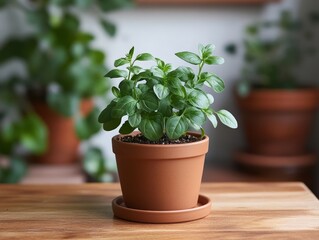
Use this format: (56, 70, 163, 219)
(0, 0, 318, 194)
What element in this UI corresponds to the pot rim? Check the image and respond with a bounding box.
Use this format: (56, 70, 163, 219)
(112, 131, 209, 148)
(236, 88, 319, 97)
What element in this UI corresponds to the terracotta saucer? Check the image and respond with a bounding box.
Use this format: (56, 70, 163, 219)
(112, 194, 212, 224)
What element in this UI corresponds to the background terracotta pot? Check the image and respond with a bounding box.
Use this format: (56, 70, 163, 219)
(237, 89, 319, 156)
(112, 132, 209, 211)
(32, 99, 93, 164)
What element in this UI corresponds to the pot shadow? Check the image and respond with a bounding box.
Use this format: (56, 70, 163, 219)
(57, 194, 115, 219)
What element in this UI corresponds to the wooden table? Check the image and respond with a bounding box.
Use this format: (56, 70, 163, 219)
(1, 183, 319, 239)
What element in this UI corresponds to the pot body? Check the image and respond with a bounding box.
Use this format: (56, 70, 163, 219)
(237, 89, 319, 156)
(32, 99, 93, 164)
(112, 132, 209, 211)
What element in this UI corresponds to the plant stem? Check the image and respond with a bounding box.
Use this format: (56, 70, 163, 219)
(197, 60, 204, 82)
(127, 63, 132, 81)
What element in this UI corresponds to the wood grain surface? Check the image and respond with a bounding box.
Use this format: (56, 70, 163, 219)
(1, 183, 319, 239)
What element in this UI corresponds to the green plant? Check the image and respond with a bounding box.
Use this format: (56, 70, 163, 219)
(226, 10, 319, 96)
(0, 0, 132, 182)
(0, 156, 27, 183)
(0, 81, 45, 183)
(0, 0, 132, 141)
(98, 44, 237, 141)
(82, 147, 116, 182)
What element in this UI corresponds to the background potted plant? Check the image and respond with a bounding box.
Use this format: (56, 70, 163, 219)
(226, 10, 319, 175)
(0, 0, 132, 165)
(0, 80, 45, 182)
(98, 44, 237, 223)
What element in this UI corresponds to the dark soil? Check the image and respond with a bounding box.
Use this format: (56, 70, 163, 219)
(120, 133, 202, 144)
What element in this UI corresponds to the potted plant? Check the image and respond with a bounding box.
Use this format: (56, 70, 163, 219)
(227, 10, 319, 170)
(98, 44, 237, 223)
(0, 0, 132, 164)
(0, 80, 45, 182)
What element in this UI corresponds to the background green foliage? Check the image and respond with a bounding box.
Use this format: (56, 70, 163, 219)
(99, 44, 237, 141)
(0, 0, 132, 183)
(226, 10, 319, 96)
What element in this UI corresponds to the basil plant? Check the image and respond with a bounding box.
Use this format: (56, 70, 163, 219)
(98, 44, 237, 141)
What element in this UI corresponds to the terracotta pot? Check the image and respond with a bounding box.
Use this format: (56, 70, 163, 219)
(112, 132, 209, 211)
(32, 99, 93, 164)
(235, 152, 317, 188)
(237, 89, 319, 156)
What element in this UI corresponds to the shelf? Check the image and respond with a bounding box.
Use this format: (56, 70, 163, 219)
(136, 0, 279, 6)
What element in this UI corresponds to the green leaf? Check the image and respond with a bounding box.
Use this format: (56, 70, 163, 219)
(158, 98, 172, 117)
(200, 44, 215, 58)
(204, 56, 225, 65)
(105, 69, 128, 78)
(82, 147, 105, 178)
(74, 0, 92, 8)
(119, 80, 134, 96)
(47, 92, 79, 117)
(139, 92, 159, 112)
(0, 37, 37, 63)
(203, 73, 225, 93)
(175, 66, 195, 82)
(132, 88, 142, 99)
(138, 84, 150, 93)
(99, 101, 122, 130)
(216, 110, 238, 129)
(0, 120, 16, 154)
(184, 107, 205, 130)
(128, 47, 134, 59)
(111, 87, 121, 97)
(162, 63, 172, 73)
(246, 25, 259, 35)
(206, 110, 218, 128)
(98, 100, 117, 123)
(97, 0, 133, 12)
(119, 120, 135, 134)
(103, 118, 121, 131)
(167, 78, 185, 97)
(139, 113, 163, 140)
(130, 66, 143, 75)
(198, 44, 205, 55)
(166, 116, 188, 139)
(155, 58, 165, 68)
(207, 93, 214, 104)
(188, 89, 210, 109)
(75, 107, 101, 140)
(131, 70, 154, 82)
(19, 113, 47, 154)
(0, 0, 8, 8)
(151, 66, 164, 78)
(89, 50, 105, 64)
(111, 108, 125, 119)
(175, 51, 201, 65)
(0, 156, 27, 183)
(170, 95, 186, 110)
(115, 96, 137, 115)
(100, 19, 116, 37)
(114, 58, 129, 67)
(128, 112, 142, 127)
(153, 84, 170, 100)
(135, 53, 154, 61)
